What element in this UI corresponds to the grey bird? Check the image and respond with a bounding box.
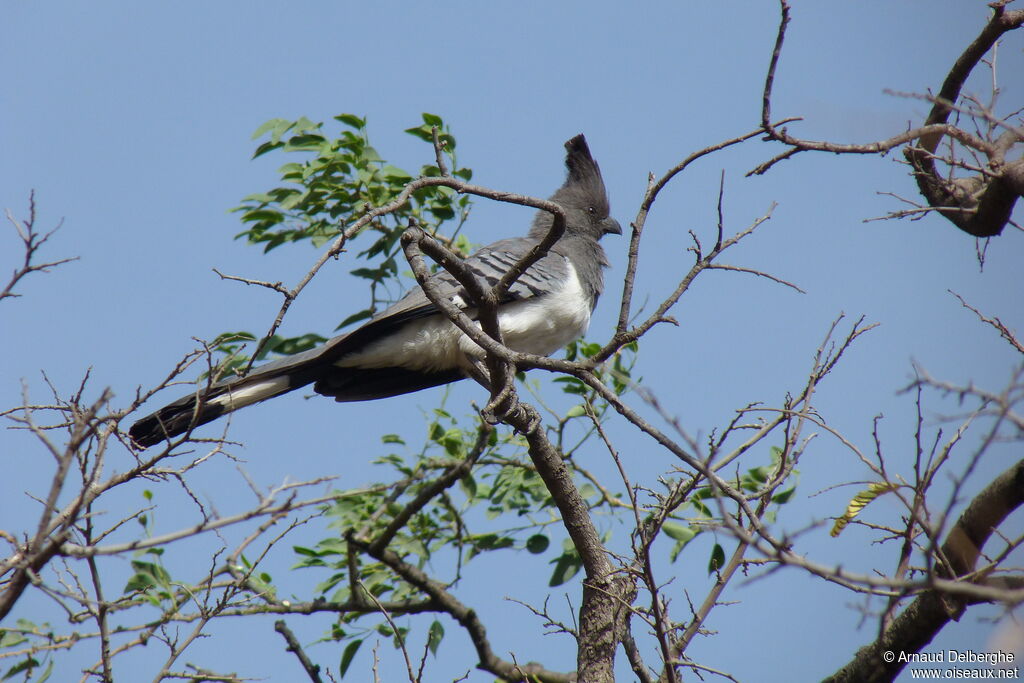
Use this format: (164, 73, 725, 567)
(129, 135, 620, 448)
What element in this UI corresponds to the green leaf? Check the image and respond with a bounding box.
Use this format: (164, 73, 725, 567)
(360, 145, 383, 163)
(428, 205, 455, 220)
(124, 560, 171, 593)
(665, 523, 701, 562)
(277, 161, 304, 176)
(253, 140, 285, 159)
(691, 499, 712, 518)
(549, 551, 582, 587)
(708, 543, 726, 576)
(0, 630, 27, 648)
(428, 422, 444, 442)
(404, 126, 433, 142)
(3, 656, 39, 680)
(553, 376, 588, 396)
(278, 189, 307, 210)
(745, 465, 768, 486)
(438, 427, 465, 456)
(285, 133, 327, 150)
(337, 309, 372, 330)
(426, 620, 444, 656)
(124, 572, 156, 593)
(34, 660, 54, 683)
(772, 486, 797, 504)
(459, 474, 478, 500)
(422, 112, 444, 127)
(334, 113, 366, 129)
(251, 117, 291, 140)
(339, 639, 363, 677)
(525, 534, 549, 554)
(392, 627, 409, 651)
(239, 209, 285, 225)
(663, 521, 698, 544)
(291, 116, 320, 134)
(565, 404, 587, 419)
(469, 533, 514, 552)
(266, 333, 327, 357)
(380, 164, 412, 182)
(350, 267, 383, 280)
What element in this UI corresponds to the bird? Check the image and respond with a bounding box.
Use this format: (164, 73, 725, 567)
(129, 134, 621, 448)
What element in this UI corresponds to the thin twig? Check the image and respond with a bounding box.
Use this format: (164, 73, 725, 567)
(2, 191, 78, 302)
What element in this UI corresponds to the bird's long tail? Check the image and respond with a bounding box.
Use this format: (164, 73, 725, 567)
(128, 319, 474, 448)
(128, 347, 327, 448)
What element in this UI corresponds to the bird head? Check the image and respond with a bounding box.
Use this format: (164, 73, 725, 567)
(530, 134, 622, 240)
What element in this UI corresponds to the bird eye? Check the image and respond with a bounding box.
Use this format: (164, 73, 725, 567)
(587, 206, 596, 215)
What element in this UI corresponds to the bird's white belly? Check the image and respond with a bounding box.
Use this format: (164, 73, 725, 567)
(338, 266, 592, 372)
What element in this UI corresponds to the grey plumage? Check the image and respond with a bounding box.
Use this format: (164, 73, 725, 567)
(129, 135, 620, 448)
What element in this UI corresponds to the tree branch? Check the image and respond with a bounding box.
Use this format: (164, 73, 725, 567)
(274, 620, 323, 683)
(1, 192, 78, 303)
(347, 535, 574, 683)
(759, 0, 1024, 237)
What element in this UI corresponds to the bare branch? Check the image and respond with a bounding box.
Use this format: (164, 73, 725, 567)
(60, 484, 344, 558)
(759, 0, 1024, 237)
(212, 268, 290, 296)
(949, 289, 1024, 354)
(616, 119, 798, 336)
(1, 192, 78, 303)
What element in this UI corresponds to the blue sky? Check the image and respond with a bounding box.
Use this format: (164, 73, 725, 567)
(2, 2, 1022, 681)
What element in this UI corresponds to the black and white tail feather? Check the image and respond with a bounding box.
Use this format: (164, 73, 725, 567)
(129, 135, 620, 448)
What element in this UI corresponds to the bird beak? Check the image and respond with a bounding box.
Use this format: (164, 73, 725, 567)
(603, 217, 623, 236)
